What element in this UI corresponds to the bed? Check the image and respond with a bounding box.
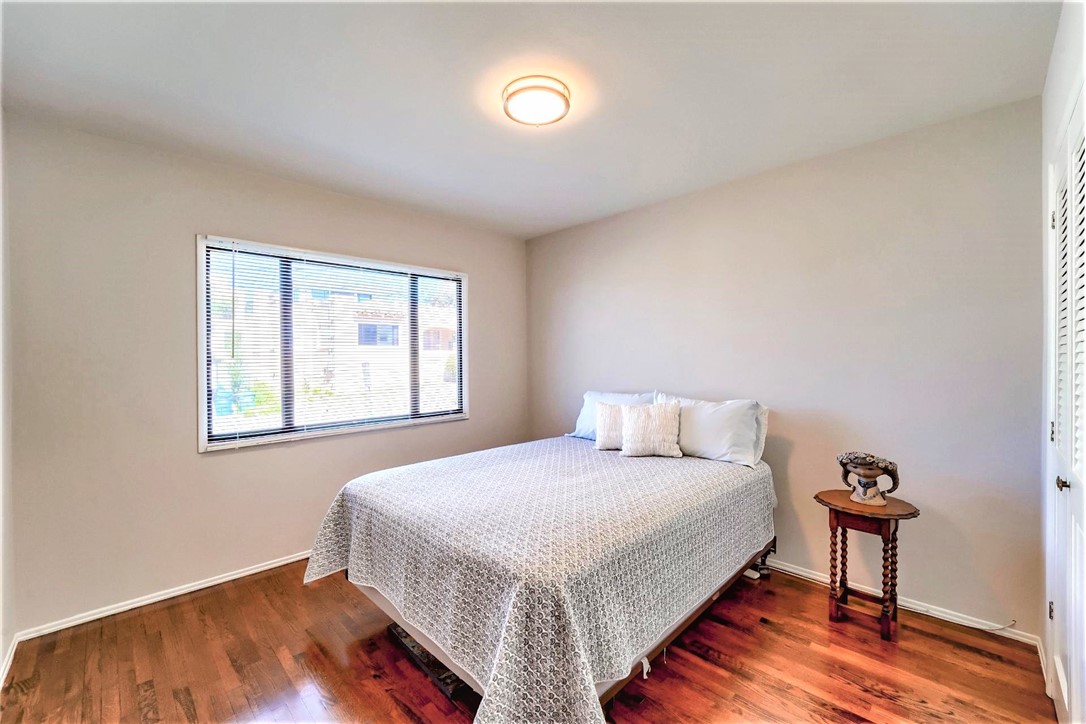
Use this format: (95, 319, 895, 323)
(304, 435, 776, 723)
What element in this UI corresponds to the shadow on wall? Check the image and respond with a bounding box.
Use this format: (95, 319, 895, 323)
(762, 432, 794, 507)
(761, 409, 869, 573)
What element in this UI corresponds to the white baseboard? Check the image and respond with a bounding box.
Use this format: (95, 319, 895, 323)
(0, 549, 311, 687)
(0, 634, 18, 690)
(768, 559, 1045, 653)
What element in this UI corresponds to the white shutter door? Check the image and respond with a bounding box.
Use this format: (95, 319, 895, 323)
(1047, 89, 1086, 724)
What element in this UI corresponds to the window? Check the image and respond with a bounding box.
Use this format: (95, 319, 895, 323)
(358, 323, 400, 346)
(198, 235, 466, 451)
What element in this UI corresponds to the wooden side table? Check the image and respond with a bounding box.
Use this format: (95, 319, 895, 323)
(814, 489, 919, 641)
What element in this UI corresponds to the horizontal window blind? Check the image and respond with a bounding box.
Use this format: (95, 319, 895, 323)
(198, 236, 465, 451)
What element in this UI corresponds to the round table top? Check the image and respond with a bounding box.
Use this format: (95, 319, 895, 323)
(814, 489, 919, 519)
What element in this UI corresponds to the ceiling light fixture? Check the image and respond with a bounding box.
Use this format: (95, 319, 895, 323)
(502, 75, 570, 126)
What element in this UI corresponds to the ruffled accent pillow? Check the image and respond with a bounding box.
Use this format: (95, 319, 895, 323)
(620, 402, 682, 458)
(594, 402, 624, 451)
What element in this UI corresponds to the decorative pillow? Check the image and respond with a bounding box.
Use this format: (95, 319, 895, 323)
(620, 402, 682, 458)
(594, 402, 624, 450)
(654, 392, 768, 466)
(568, 390, 655, 440)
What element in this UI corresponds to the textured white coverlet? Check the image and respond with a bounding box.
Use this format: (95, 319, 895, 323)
(304, 436, 776, 723)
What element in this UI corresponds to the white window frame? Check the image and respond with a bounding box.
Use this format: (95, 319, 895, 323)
(196, 234, 469, 452)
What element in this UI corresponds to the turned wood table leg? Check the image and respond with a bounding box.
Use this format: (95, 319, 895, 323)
(890, 523, 899, 622)
(839, 528, 849, 605)
(880, 523, 893, 641)
(829, 511, 840, 622)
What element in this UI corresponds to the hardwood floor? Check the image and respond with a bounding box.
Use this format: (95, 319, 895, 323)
(1, 561, 1054, 723)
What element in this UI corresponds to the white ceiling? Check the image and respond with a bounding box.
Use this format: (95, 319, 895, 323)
(3, 2, 1061, 238)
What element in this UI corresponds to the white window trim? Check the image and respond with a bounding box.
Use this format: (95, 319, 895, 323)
(196, 234, 470, 452)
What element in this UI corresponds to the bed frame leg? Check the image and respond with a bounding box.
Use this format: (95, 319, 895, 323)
(757, 537, 776, 577)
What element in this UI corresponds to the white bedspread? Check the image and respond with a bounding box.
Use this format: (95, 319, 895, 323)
(304, 436, 775, 723)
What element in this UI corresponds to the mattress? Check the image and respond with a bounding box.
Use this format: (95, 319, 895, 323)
(305, 436, 776, 723)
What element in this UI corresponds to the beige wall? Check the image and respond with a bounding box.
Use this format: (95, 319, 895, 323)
(5, 113, 529, 632)
(528, 99, 1044, 635)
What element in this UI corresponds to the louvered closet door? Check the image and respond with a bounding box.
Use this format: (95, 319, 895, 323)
(1066, 123, 1086, 724)
(1049, 95, 1086, 724)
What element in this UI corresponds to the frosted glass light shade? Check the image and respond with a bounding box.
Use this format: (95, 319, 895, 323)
(502, 76, 570, 126)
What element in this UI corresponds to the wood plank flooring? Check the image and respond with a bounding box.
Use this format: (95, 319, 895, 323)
(0, 561, 1055, 723)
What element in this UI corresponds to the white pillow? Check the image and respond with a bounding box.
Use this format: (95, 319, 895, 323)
(569, 390, 655, 440)
(594, 402, 624, 450)
(655, 393, 768, 467)
(621, 402, 682, 458)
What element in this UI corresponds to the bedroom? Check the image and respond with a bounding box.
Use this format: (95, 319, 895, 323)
(0, 1, 1082, 722)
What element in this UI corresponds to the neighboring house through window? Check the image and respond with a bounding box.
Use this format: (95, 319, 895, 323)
(358, 323, 399, 346)
(422, 327, 454, 351)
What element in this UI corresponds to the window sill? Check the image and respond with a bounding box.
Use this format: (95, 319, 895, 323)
(199, 412, 469, 452)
